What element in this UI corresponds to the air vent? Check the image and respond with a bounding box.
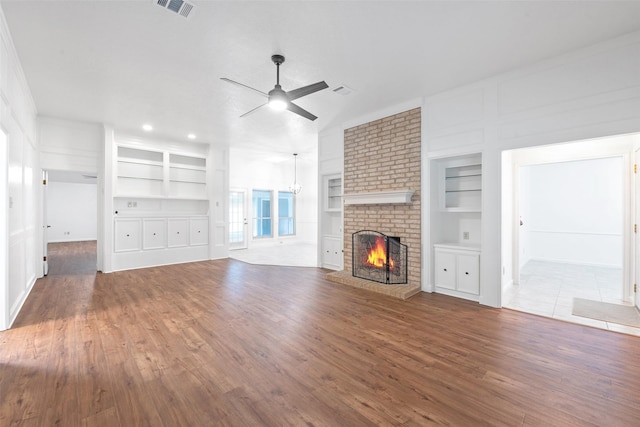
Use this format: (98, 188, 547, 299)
(333, 85, 354, 96)
(156, 0, 195, 18)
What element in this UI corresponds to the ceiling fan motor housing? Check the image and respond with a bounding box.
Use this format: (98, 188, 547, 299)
(271, 54, 285, 65)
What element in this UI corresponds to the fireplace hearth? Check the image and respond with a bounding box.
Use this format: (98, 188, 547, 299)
(352, 230, 408, 285)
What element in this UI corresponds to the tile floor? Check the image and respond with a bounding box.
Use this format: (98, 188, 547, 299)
(229, 242, 318, 267)
(503, 260, 640, 336)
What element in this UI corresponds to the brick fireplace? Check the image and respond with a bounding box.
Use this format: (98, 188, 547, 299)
(326, 108, 421, 299)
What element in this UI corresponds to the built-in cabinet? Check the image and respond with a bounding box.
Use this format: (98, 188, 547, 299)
(320, 173, 343, 270)
(111, 141, 211, 271)
(430, 153, 483, 301)
(434, 243, 480, 299)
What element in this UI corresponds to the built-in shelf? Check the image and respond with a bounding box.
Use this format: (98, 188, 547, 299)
(116, 145, 207, 200)
(325, 175, 342, 212)
(343, 190, 415, 205)
(442, 161, 482, 212)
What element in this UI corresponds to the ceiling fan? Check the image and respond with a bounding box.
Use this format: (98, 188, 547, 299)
(221, 54, 328, 121)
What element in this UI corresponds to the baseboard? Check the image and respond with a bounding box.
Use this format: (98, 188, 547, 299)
(527, 257, 622, 269)
(8, 274, 37, 329)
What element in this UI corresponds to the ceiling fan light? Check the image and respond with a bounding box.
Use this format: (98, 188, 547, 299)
(269, 97, 288, 111)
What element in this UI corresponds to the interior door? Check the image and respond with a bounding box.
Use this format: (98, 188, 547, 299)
(42, 170, 49, 276)
(229, 189, 248, 250)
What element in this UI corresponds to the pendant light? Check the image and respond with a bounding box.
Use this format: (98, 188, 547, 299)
(289, 153, 302, 195)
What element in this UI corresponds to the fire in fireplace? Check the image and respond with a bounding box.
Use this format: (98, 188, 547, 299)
(352, 230, 408, 284)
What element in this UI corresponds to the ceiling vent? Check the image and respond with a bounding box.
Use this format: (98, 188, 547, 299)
(333, 85, 354, 96)
(156, 0, 194, 18)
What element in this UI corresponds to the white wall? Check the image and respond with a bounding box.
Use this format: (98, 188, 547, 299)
(0, 6, 39, 330)
(522, 157, 623, 267)
(39, 116, 102, 174)
(230, 147, 318, 246)
(423, 31, 640, 307)
(46, 181, 97, 242)
(319, 30, 640, 307)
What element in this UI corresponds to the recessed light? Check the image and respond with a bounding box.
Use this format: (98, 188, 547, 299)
(187, 134, 196, 140)
(142, 124, 153, 131)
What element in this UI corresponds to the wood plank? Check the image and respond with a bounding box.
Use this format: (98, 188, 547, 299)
(1, 241, 640, 425)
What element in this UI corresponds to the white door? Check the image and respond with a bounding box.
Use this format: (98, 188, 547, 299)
(42, 170, 49, 276)
(229, 189, 248, 250)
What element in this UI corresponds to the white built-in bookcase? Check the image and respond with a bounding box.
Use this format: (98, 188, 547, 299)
(111, 140, 211, 271)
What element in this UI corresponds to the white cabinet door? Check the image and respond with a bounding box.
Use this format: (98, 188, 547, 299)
(114, 219, 141, 252)
(168, 218, 189, 248)
(457, 253, 479, 294)
(435, 251, 456, 290)
(322, 236, 342, 269)
(143, 218, 166, 250)
(190, 217, 209, 246)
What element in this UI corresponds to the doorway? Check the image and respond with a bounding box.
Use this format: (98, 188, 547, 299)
(502, 134, 640, 334)
(43, 170, 98, 274)
(229, 189, 248, 250)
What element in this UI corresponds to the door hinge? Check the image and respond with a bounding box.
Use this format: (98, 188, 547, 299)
(635, 224, 637, 233)
(635, 164, 637, 174)
(634, 283, 637, 293)
(43, 256, 47, 261)
(42, 179, 47, 185)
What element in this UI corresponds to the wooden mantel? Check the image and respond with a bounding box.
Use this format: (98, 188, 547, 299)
(343, 190, 415, 205)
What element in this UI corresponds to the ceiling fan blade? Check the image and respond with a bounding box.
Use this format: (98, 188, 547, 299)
(220, 77, 268, 98)
(287, 102, 318, 121)
(286, 81, 329, 101)
(240, 103, 268, 118)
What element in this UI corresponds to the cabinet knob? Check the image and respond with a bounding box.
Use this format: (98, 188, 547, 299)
(465, 272, 469, 275)
(153, 233, 156, 236)
(177, 232, 180, 234)
(198, 230, 201, 233)
(443, 268, 447, 272)
(126, 234, 130, 237)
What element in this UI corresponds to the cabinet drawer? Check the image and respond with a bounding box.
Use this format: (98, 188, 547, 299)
(143, 219, 166, 250)
(434, 251, 456, 290)
(190, 217, 209, 246)
(114, 219, 141, 252)
(168, 218, 189, 247)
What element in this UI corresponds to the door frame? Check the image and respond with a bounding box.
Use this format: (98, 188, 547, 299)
(42, 170, 49, 276)
(634, 145, 640, 309)
(0, 128, 8, 330)
(507, 135, 635, 305)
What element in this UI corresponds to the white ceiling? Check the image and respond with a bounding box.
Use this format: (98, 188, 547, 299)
(3, 1, 640, 156)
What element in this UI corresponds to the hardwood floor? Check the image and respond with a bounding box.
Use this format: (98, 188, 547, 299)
(2, 242, 640, 426)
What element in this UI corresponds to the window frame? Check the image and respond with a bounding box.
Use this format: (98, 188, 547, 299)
(252, 189, 273, 239)
(277, 191, 296, 237)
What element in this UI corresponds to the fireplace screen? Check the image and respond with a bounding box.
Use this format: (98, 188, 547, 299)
(352, 230, 408, 285)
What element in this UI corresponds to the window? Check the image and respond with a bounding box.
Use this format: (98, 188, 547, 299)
(252, 190, 272, 238)
(278, 191, 295, 236)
